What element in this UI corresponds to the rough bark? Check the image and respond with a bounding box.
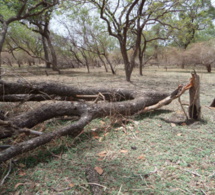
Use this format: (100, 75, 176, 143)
(188, 72, 201, 120)
(0, 77, 194, 163)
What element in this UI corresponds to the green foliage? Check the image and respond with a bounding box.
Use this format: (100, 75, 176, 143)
(0, 0, 58, 24)
(5, 22, 43, 56)
(169, 0, 214, 48)
(0, 0, 17, 20)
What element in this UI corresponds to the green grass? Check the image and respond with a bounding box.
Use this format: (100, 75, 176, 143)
(1, 67, 215, 194)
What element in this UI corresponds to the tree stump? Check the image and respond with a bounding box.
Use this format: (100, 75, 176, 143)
(210, 98, 215, 107)
(188, 72, 201, 120)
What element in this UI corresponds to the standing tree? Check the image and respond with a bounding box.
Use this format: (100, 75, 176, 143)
(0, 0, 59, 77)
(59, 3, 117, 73)
(171, 0, 213, 50)
(22, 9, 60, 72)
(5, 23, 43, 67)
(84, 0, 185, 81)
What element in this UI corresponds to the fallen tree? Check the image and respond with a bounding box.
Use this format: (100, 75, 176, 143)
(0, 74, 197, 163)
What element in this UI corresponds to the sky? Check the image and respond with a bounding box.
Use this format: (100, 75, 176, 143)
(50, 0, 215, 36)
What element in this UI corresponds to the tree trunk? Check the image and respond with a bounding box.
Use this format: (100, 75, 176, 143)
(104, 55, 115, 75)
(42, 36, 51, 68)
(17, 60, 22, 68)
(98, 55, 108, 72)
(139, 54, 143, 76)
(120, 43, 132, 82)
(205, 64, 211, 73)
(0, 22, 8, 79)
(46, 35, 60, 73)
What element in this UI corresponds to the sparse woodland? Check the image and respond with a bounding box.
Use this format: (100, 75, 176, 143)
(0, 1, 215, 194)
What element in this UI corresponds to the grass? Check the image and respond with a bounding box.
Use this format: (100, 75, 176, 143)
(0, 66, 215, 194)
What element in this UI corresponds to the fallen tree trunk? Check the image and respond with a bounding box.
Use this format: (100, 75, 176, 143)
(0, 77, 194, 163)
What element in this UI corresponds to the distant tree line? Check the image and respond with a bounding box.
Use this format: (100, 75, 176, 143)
(1, 0, 215, 81)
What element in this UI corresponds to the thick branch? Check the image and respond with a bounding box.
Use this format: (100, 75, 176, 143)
(0, 113, 92, 163)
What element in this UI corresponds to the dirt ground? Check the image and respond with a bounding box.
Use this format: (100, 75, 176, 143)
(1, 66, 215, 194)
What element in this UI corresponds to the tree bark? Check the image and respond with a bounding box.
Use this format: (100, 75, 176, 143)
(139, 54, 144, 76)
(46, 35, 60, 73)
(42, 36, 51, 68)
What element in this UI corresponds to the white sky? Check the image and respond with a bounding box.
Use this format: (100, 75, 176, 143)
(51, 0, 215, 36)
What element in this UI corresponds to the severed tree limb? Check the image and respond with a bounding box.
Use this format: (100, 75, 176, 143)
(138, 83, 192, 114)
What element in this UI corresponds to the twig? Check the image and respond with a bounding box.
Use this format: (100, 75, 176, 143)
(87, 182, 107, 190)
(200, 189, 207, 195)
(117, 184, 123, 195)
(19, 128, 43, 136)
(149, 167, 158, 174)
(201, 189, 207, 195)
(0, 119, 43, 136)
(0, 120, 11, 126)
(94, 92, 106, 103)
(185, 169, 201, 177)
(0, 160, 12, 186)
(52, 182, 107, 192)
(209, 171, 215, 178)
(178, 97, 189, 120)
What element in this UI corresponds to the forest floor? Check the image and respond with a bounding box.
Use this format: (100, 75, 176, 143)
(1, 66, 215, 195)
